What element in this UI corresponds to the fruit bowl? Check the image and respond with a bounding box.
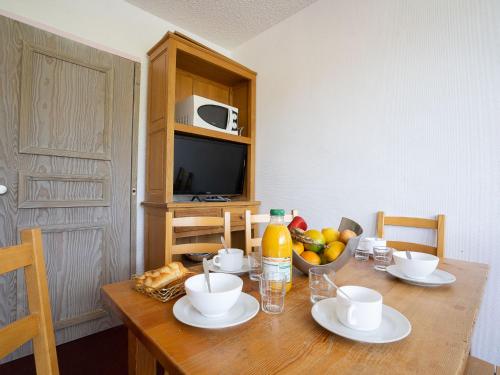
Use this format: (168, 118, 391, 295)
(292, 217, 363, 274)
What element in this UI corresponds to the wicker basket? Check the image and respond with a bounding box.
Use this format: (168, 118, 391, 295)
(132, 272, 196, 303)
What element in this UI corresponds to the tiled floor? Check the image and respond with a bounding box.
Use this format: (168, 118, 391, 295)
(0, 325, 128, 375)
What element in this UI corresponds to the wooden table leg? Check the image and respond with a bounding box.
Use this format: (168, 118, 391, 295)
(128, 329, 156, 375)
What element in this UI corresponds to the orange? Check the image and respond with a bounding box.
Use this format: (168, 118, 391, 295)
(301, 251, 321, 265)
(292, 241, 304, 255)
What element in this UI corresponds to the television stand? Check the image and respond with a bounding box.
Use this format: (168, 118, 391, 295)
(203, 196, 231, 202)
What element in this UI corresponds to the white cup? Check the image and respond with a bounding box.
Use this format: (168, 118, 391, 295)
(336, 286, 383, 331)
(213, 248, 244, 271)
(357, 237, 386, 253)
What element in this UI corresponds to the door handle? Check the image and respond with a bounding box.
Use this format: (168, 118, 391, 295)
(0, 185, 7, 195)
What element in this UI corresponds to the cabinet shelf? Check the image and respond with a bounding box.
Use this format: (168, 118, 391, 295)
(174, 123, 252, 144)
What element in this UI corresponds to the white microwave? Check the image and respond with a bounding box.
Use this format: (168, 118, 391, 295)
(175, 95, 239, 135)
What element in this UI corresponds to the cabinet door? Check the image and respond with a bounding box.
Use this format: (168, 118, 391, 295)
(0, 15, 135, 361)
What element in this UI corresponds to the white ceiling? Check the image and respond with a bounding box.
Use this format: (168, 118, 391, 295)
(125, 0, 319, 49)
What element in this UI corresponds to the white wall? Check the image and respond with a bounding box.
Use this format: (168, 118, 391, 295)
(234, 0, 500, 364)
(0, 0, 231, 273)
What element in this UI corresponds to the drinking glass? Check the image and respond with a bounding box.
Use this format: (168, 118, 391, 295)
(373, 246, 393, 271)
(259, 272, 286, 314)
(309, 267, 336, 303)
(354, 248, 370, 261)
(247, 250, 262, 281)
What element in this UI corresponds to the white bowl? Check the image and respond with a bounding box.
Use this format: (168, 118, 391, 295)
(185, 273, 243, 318)
(393, 251, 439, 279)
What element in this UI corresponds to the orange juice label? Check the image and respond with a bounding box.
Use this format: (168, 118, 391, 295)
(262, 257, 291, 282)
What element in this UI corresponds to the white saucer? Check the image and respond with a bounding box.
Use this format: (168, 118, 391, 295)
(173, 293, 259, 329)
(386, 265, 456, 287)
(311, 298, 411, 344)
(207, 257, 250, 275)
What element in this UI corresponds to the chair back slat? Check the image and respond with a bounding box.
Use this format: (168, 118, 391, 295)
(250, 213, 297, 224)
(377, 211, 445, 257)
(0, 228, 59, 374)
(0, 244, 32, 274)
(386, 241, 437, 255)
(384, 216, 438, 229)
(250, 214, 272, 224)
(244, 209, 298, 254)
(172, 216, 225, 227)
(164, 211, 231, 264)
(0, 314, 39, 358)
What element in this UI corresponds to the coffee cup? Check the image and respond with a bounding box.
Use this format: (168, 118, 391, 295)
(336, 286, 382, 331)
(213, 248, 244, 271)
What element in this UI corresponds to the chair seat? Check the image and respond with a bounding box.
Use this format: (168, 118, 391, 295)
(465, 355, 496, 375)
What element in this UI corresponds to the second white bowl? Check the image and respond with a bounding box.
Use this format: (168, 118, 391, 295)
(393, 251, 439, 279)
(185, 273, 243, 318)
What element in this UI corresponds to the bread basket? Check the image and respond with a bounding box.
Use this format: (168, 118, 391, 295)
(132, 271, 195, 303)
(293, 217, 363, 274)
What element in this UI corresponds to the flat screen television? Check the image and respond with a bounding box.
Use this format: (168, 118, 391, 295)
(173, 134, 247, 196)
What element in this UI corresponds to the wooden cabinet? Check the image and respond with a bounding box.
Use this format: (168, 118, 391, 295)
(142, 33, 260, 269)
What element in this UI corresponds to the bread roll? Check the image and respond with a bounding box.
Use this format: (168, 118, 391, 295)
(150, 270, 181, 288)
(136, 261, 191, 289)
(144, 277, 153, 287)
(158, 266, 170, 274)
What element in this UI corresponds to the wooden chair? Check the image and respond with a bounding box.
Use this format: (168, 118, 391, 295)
(244, 209, 298, 254)
(378, 213, 497, 372)
(164, 211, 231, 264)
(465, 356, 496, 375)
(0, 228, 59, 374)
(376, 211, 446, 257)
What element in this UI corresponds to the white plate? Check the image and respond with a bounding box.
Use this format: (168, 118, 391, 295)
(207, 257, 250, 274)
(386, 265, 456, 287)
(173, 293, 259, 329)
(311, 298, 411, 344)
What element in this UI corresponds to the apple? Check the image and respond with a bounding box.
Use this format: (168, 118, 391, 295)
(288, 216, 308, 231)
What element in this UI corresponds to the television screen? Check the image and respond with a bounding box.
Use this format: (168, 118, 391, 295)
(173, 135, 247, 195)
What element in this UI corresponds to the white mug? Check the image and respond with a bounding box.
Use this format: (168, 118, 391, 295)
(336, 286, 383, 331)
(213, 248, 243, 271)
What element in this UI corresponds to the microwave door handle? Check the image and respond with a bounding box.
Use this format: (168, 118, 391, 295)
(232, 112, 238, 130)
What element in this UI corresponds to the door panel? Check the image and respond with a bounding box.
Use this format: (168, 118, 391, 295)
(18, 172, 111, 208)
(19, 42, 113, 160)
(0, 15, 136, 361)
(15, 224, 108, 336)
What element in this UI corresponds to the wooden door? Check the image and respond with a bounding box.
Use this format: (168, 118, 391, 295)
(0, 15, 137, 360)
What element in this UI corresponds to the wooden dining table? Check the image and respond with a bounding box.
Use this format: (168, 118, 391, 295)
(101, 257, 488, 375)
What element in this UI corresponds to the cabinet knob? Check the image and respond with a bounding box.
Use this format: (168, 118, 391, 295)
(0, 185, 7, 195)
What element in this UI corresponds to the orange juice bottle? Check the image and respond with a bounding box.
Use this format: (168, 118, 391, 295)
(261, 209, 293, 292)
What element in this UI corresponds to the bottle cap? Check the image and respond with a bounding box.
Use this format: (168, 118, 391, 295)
(270, 209, 285, 216)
